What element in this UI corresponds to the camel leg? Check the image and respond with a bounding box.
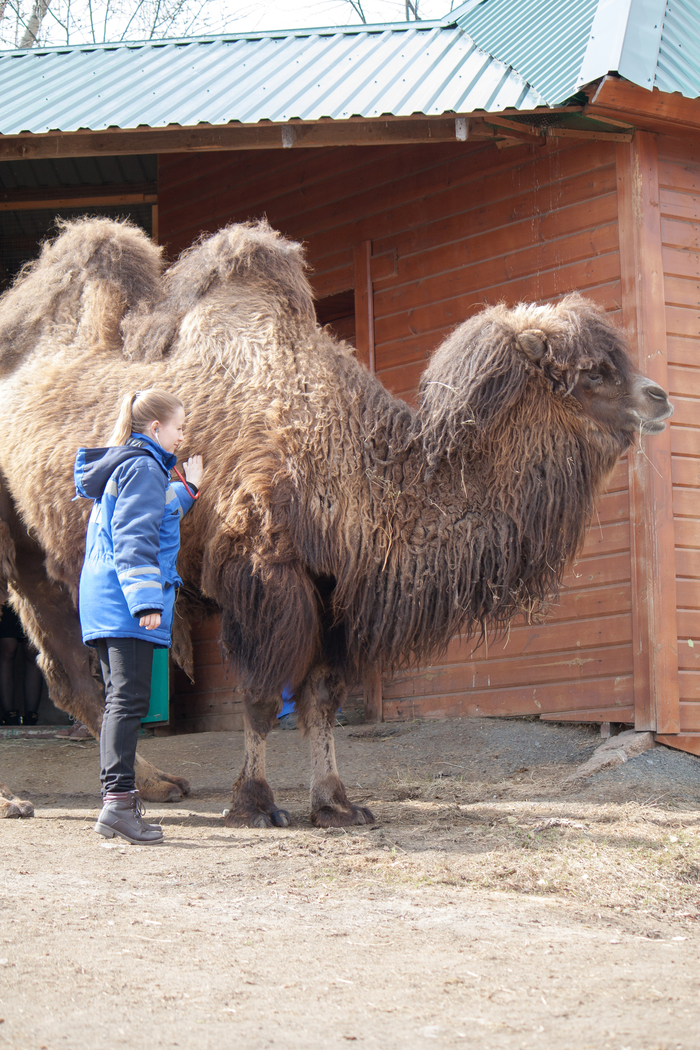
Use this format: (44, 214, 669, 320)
(6, 539, 190, 804)
(298, 669, 375, 828)
(224, 693, 290, 828)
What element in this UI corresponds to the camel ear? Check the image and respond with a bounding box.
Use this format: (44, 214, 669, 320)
(517, 329, 547, 363)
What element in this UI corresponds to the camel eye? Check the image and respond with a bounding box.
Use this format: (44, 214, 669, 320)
(587, 372, 603, 384)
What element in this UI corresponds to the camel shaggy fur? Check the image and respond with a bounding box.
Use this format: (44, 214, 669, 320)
(0, 218, 672, 825)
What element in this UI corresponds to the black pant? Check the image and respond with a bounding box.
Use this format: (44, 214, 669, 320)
(97, 637, 153, 794)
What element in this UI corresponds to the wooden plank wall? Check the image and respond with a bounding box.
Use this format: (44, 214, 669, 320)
(159, 137, 634, 730)
(659, 135, 700, 735)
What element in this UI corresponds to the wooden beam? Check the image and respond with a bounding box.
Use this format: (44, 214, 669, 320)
(0, 117, 476, 161)
(0, 181, 156, 203)
(616, 132, 680, 735)
(546, 126, 634, 143)
(655, 734, 700, 757)
(0, 193, 157, 211)
(484, 116, 543, 140)
(588, 76, 700, 137)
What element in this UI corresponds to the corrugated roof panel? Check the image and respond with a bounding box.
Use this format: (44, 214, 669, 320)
(454, 0, 599, 105)
(0, 155, 157, 189)
(0, 26, 547, 137)
(656, 0, 700, 96)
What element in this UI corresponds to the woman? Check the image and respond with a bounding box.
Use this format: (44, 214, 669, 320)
(75, 389, 203, 845)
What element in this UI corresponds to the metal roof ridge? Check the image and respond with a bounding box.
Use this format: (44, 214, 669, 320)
(0, 19, 450, 58)
(576, 0, 667, 93)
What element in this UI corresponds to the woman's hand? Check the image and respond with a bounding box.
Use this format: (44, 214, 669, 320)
(183, 455, 204, 489)
(140, 613, 161, 630)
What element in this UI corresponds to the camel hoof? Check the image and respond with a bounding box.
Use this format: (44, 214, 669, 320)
(134, 756, 191, 803)
(0, 784, 33, 818)
(139, 780, 185, 804)
(311, 804, 375, 828)
(160, 774, 191, 797)
(227, 807, 291, 829)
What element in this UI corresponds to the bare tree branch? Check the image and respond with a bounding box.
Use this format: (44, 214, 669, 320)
(119, 0, 148, 41)
(343, 0, 367, 23)
(148, 0, 163, 39)
(19, 0, 52, 46)
(0, 0, 243, 49)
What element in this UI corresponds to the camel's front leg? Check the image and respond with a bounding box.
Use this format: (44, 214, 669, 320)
(299, 670, 375, 828)
(225, 693, 290, 828)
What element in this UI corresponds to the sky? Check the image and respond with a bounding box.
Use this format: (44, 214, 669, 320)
(0, 0, 462, 50)
(224, 1, 458, 34)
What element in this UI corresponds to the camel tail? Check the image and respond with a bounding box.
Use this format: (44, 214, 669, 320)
(0, 217, 163, 373)
(121, 219, 316, 361)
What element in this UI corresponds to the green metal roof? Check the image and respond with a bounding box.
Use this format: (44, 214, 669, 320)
(452, 0, 700, 103)
(0, 23, 547, 137)
(454, 0, 598, 107)
(655, 0, 700, 96)
(0, 0, 697, 143)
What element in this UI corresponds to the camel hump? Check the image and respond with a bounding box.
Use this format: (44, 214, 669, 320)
(0, 217, 163, 374)
(121, 219, 316, 361)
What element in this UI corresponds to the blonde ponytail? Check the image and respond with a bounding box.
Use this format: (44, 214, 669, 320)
(108, 389, 184, 446)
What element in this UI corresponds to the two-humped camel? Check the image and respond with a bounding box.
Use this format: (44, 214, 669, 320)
(0, 218, 672, 824)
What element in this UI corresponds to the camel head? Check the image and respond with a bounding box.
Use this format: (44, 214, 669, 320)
(511, 296, 673, 439)
(417, 293, 672, 469)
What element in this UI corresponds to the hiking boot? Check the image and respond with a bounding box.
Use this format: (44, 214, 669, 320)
(94, 790, 163, 845)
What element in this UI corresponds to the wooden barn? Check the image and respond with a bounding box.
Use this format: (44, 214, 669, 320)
(1, 0, 700, 754)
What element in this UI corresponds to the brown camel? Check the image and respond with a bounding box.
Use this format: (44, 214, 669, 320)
(0, 218, 672, 824)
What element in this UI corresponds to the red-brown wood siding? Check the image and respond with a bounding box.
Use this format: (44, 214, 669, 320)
(659, 135, 700, 735)
(159, 139, 633, 730)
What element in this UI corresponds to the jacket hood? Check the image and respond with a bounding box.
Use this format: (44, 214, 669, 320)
(74, 434, 177, 499)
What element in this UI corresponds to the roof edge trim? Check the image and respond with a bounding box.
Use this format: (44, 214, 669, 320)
(0, 18, 448, 57)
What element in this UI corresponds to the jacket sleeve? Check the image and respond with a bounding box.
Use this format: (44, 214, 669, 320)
(111, 460, 167, 618)
(170, 480, 196, 518)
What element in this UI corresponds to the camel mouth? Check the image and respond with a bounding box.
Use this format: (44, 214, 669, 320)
(641, 418, 669, 435)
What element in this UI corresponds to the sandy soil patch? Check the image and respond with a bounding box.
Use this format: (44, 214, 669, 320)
(1, 717, 699, 1049)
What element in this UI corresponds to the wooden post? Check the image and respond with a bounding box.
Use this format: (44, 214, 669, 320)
(353, 240, 375, 373)
(616, 133, 680, 735)
(353, 240, 382, 722)
(363, 665, 383, 724)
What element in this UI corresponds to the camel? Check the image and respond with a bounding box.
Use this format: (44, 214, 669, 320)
(0, 218, 672, 825)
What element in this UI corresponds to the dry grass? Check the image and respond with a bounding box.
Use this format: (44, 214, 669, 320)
(265, 780, 700, 925)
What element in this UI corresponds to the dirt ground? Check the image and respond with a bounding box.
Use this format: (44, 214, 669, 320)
(1, 716, 700, 1050)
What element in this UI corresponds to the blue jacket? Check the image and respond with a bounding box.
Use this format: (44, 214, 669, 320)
(75, 434, 195, 647)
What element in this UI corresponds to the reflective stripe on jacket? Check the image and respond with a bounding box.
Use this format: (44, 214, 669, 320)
(75, 434, 195, 647)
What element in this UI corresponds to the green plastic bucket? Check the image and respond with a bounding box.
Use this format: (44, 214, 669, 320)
(142, 647, 169, 724)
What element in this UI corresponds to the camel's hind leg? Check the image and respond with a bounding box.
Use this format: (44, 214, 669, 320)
(6, 535, 190, 804)
(298, 669, 375, 828)
(225, 693, 290, 828)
